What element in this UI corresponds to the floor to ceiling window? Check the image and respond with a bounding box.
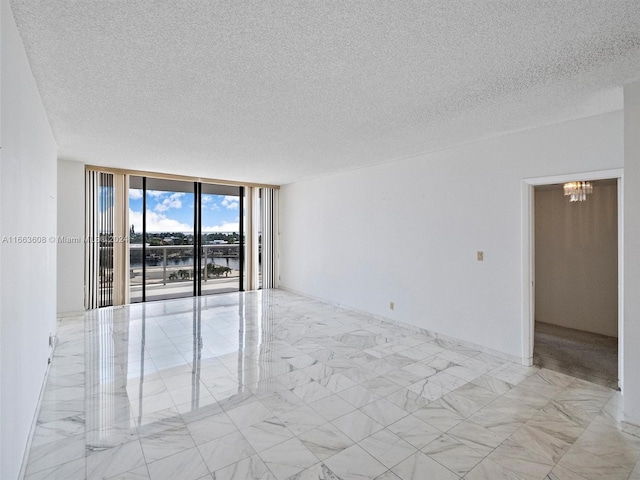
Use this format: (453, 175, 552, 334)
(200, 182, 244, 296)
(129, 176, 244, 303)
(85, 167, 278, 309)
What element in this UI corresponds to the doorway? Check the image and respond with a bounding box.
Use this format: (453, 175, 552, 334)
(533, 179, 618, 389)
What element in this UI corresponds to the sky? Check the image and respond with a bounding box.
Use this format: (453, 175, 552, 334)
(129, 189, 240, 233)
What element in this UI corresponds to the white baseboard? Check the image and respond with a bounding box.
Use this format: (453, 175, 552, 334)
(17, 339, 57, 479)
(277, 286, 522, 365)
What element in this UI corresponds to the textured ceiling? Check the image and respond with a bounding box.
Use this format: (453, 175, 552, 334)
(10, 1, 640, 185)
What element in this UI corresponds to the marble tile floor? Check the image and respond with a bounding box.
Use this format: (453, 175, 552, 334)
(24, 290, 640, 480)
(534, 321, 619, 390)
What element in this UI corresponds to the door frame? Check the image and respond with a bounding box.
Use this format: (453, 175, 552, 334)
(521, 168, 624, 389)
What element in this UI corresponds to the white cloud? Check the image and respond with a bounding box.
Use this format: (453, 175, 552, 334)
(221, 196, 239, 210)
(201, 195, 220, 210)
(155, 192, 185, 213)
(129, 189, 143, 200)
(129, 209, 192, 233)
(147, 190, 166, 198)
(203, 222, 239, 233)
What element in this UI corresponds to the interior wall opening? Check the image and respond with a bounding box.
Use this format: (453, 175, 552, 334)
(533, 179, 619, 389)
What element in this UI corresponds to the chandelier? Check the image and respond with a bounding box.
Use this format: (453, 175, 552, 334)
(563, 181, 593, 202)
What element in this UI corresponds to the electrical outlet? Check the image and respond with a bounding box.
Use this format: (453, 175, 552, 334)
(389, 301, 395, 310)
(477, 251, 484, 261)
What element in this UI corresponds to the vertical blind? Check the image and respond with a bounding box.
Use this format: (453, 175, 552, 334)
(261, 188, 278, 289)
(113, 174, 130, 306)
(244, 186, 278, 290)
(85, 170, 114, 309)
(85, 170, 129, 309)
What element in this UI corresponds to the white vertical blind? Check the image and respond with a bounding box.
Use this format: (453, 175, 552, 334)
(244, 187, 262, 291)
(113, 174, 130, 305)
(261, 188, 279, 289)
(85, 170, 101, 309)
(85, 169, 129, 309)
(85, 170, 115, 308)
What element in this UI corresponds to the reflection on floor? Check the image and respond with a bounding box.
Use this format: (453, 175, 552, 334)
(130, 275, 240, 303)
(534, 321, 618, 390)
(25, 290, 640, 479)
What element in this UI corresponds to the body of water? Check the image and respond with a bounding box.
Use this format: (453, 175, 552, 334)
(131, 257, 241, 271)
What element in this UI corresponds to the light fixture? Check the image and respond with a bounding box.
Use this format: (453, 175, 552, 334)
(563, 181, 593, 202)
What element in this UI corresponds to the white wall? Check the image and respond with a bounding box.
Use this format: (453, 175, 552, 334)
(57, 159, 85, 314)
(0, 1, 58, 478)
(535, 184, 618, 337)
(280, 112, 623, 360)
(624, 81, 640, 427)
